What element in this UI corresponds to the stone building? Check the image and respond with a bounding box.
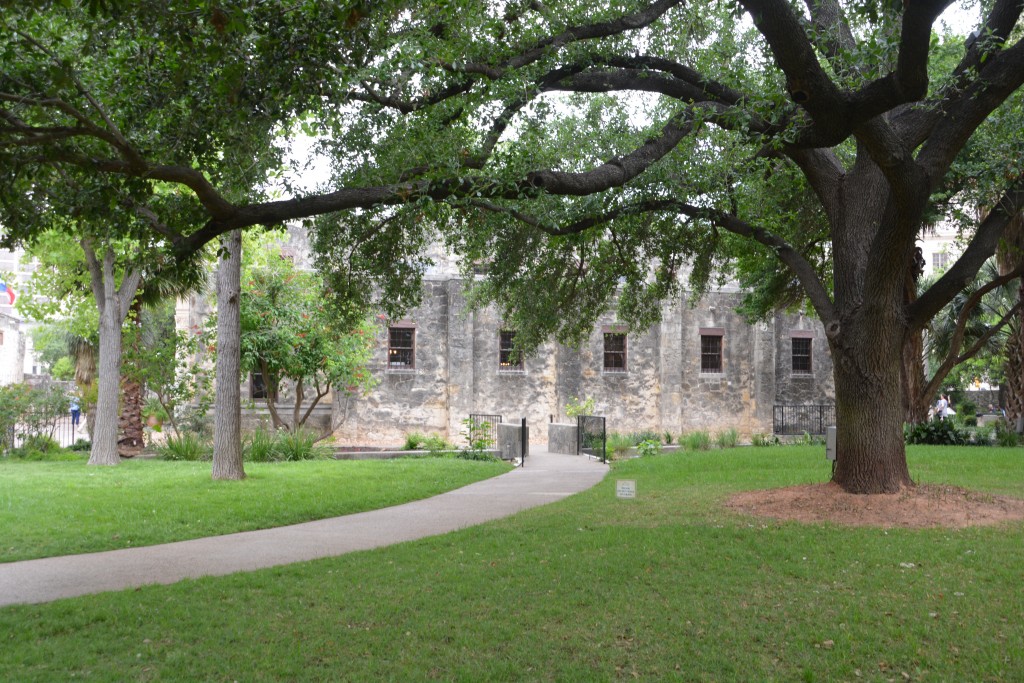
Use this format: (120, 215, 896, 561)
(175, 227, 835, 445)
(332, 277, 835, 446)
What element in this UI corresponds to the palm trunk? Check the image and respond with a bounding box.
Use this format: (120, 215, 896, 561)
(212, 229, 245, 480)
(119, 299, 146, 451)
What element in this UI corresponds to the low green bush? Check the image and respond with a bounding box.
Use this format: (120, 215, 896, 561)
(636, 439, 661, 457)
(244, 428, 277, 462)
(904, 419, 969, 446)
(715, 428, 739, 449)
(275, 429, 330, 461)
(995, 422, 1020, 447)
(403, 431, 427, 450)
(159, 432, 212, 461)
(6, 434, 82, 461)
(751, 432, 780, 447)
(627, 430, 662, 445)
(681, 430, 712, 451)
(605, 432, 635, 460)
(68, 438, 91, 452)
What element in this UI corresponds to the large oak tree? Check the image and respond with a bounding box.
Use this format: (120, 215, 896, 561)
(3, 1, 1023, 492)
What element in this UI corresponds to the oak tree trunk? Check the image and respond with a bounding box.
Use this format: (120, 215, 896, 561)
(212, 229, 245, 480)
(831, 350, 914, 492)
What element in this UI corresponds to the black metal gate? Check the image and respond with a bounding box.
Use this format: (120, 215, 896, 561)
(467, 413, 502, 448)
(577, 415, 606, 463)
(519, 417, 528, 467)
(773, 404, 836, 435)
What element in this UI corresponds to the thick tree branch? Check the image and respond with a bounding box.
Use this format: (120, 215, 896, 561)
(919, 265, 1024, 403)
(910, 175, 1024, 328)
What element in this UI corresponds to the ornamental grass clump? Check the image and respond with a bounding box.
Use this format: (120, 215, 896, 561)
(159, 432, 211, 461)
(681, 430, 712, 451)
(715, 428, 739, 449)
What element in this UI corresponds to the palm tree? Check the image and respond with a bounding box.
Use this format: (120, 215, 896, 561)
(119, 252, 210, 453)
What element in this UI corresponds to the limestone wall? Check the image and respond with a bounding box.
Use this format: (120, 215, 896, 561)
(331, 279, 835, 446)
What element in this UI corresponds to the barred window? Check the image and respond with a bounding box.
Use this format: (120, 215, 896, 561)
(700, 334, 723, 373)
(499, 330, 522, 371)
(250, 372, 274, 400)
(792, 337, 812, 374)
(388, 326, 415, 369)
(604, 333, 627, 373)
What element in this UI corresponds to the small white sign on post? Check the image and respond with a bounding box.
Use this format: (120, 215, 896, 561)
(616, 479, 636, 499)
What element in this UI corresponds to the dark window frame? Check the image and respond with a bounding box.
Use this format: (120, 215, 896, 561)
(498, 329, 523, 372)
(700, 332, 723, 374)
(250, 371, 273, 400)
(388, 325, 416, 370)
(603, 332, 627, 373)
(791, 336, 813, 374)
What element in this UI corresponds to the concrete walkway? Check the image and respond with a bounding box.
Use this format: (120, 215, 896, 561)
(0, 448, 608, 607)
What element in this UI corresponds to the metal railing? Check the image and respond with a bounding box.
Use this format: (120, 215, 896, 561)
(773, 404, 835, 435)
(467, 413, 502, 449)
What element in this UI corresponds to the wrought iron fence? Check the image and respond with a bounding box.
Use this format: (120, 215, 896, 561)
(773, 404, 836, 436)
(467, 413, 502, 449)
(578, 415, 606, 463)
(3, 412, 82, 453)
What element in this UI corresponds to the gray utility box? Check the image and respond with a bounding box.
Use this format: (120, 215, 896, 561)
(825, 426, 837, 461)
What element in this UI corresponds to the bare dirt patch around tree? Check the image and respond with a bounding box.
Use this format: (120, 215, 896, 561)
(725, 482, 1024, 529)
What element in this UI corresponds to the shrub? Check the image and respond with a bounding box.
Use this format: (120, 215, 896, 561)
(565, 396, 596, 419)
(449, 448, 499, 462)
(422, 434, 456, 453)
(971, 423, 995, 446)
(663, 431, 673, 445)
(904, 419, 969, 446)
(244, 428, 278, 462)
(715, 428, 739, 449)
(627, 430, 662, 445)
(751, 432, 780, 447)
(995, 422, 1020, 448)
(636, 439, 661, 458)
(682, 430, 712, 451)
(275, 429, 330, 461)
(159, 432, 211, 461)
(68, 438, 91, 452)
(8, 434, 67, 460)
(605, 432, 634, 460)
(403, 432, 428, 450)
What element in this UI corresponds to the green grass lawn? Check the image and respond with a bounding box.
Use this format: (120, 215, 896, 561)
(2, 445, 1023, 682)
(0, 457, 511, 562)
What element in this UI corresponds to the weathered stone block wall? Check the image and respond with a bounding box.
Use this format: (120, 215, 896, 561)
(674, 291, 776, 437)
(497, 422, 528, 461)
(333, 280, 453, 446)
(331, 279, 832, 446)
(772, 312, 835, 405)
(547, 423, 578, 454)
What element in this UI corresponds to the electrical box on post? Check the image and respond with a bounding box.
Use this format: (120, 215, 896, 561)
(825, 426, 837, 461)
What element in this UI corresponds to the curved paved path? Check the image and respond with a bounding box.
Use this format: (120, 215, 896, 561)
(0, 448, 607, 607)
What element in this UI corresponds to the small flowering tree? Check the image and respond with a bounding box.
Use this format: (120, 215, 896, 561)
(238, 251, 376, 436)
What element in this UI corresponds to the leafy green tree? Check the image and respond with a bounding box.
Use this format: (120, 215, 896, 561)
(4, 2, 1024, 494)
(239, 234, 376, 436)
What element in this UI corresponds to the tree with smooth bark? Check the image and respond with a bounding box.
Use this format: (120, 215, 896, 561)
(212, 229, 245, 480)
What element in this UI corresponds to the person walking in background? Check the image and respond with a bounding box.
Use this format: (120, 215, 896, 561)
(935, 394, 948, 420)
(69, 394, 81, 429)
